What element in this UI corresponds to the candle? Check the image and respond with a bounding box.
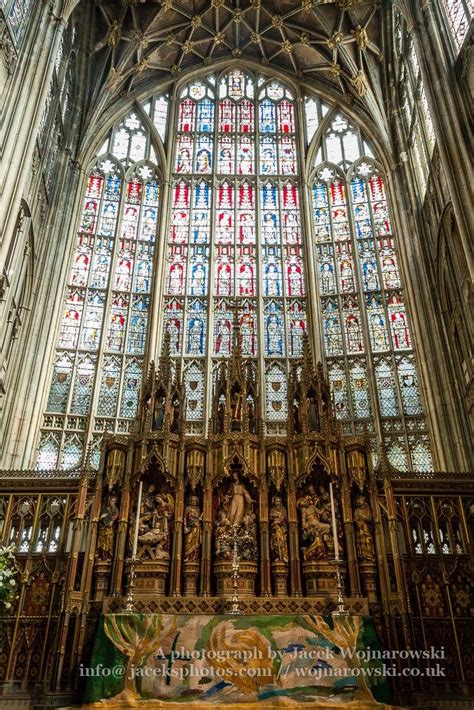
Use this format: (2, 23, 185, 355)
(132, 480, 143, 558)
(329, 481, 339, 561)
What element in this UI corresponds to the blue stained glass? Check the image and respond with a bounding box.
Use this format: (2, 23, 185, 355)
(105, 174, 122, 201)
(313, 182, 329, 208)
(194, 181, 211, 208)
(259, 99, 276, 132)
(265, 302, 284, 356)
(261, 183, 278, 209)
(187, 317, 205, 355)
(264, 259, 282, 296)
(145, 180, 159, 205)
(197, 99, 215, 132)
(189, 259, 208, 296)
(361, 253, 379, 291)
(350, 177, 366, 204)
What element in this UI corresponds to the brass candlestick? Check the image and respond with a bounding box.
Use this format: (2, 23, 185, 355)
(225, 524, 242, 615)
(125, 556, 136, 613)
(332, 558, 347, 616)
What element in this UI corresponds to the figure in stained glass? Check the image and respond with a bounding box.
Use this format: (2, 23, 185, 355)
(369, 312, 389, 351)
(81, 200, 98, 233)
(290, 319, 304, 356)
(265, 262, 281, 296)
(215, 319, 231, 355)
(382, 255, 400, 288)
(238, 262, 254, 296)
(168, 262, 184, 294)
(166, 318, 181, 355)
(262, 211, 278, 243)
(320, 261, 335, 294)
(187, 318, 204, 355)
(241, 313, 256, 355)
(121, 205, 139, 239)
(115, 254, 133, 290)
(176, 143, 192, 173)
(190, 262, 207, 296)
(238, 213, 254, 243)
(98, 202, 118, 236)
(339, 259, 354, 292)
(141, 207, 157, 240)
(216, 261, 232, 295)
(195, 148, 212, 173)
(362, 257, 379, 290)
(266, 315, 283, 355)
(91, 249, 111, 289)
(390, 310, 410, 349)
(345, 313, 363, 353)
(237, 138, 254, 174)
(287, 264, 303, 296)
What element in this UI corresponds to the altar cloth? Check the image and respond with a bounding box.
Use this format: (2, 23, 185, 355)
(82, 613, 395, 708)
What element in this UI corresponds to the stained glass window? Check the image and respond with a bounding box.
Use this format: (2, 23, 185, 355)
(395, 12, 436, 197)
(3, 0, 34, 42)
(37, 100, 168, 469)
(440, 0, 471, 52)
(165, 70, 305, 435)
(308, 103, 433, 472)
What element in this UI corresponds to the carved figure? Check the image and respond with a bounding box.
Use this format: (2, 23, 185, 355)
(183, 496, 202, 562)
(96, 494, 119, 561)
(354, 495, 375, 561)
(269, 496, 289, 563)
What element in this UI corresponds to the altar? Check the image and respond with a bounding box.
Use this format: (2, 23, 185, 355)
(82, 613, 395, 709)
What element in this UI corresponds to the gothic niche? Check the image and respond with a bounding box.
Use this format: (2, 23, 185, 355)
(183, 491, 203, 595)
(213, 458, 258, 596)
(297, 464, 345, 596)
(142, 336, 184, 436)
(96, 489, 120, 563)
(130, 466, 176, 596)
(347, 447, 377, 601)
(269, 491, 289, 596)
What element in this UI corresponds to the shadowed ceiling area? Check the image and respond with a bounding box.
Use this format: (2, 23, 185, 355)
(92, 0, 383, 101)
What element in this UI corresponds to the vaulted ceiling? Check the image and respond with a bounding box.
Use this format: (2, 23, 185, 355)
(90, 0, 385, 111)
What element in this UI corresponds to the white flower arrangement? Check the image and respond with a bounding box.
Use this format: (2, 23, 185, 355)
(0, 544, 19, 610)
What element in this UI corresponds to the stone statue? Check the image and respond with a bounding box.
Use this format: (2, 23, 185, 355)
(227, 473, 253, 527)
(214, 475, 256, 560)
(153, 394, 165, 430)
(216, 399, 225, 434)
(183, 496, 202, 562)
(171, 397, 180, 433)
(96, 494, 119, 561)
(297, 484, 330, 561)
(247, 397, 256, 434)
(240, 505, 258, 560)
(215, 509, 232, 560)
(308, 394, 320, 431)
(354, 495, 375, 561)
(138, 489, 174, 559)
(293, 401, 301, 434)
(269, 496, 289, 563)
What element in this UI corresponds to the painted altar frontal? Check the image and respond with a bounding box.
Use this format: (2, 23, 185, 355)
(82, 613, 397, 709)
